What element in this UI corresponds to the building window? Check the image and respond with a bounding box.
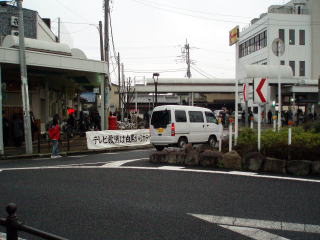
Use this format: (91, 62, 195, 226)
(289, 29, 295, 45)
(299, 61, 305, 76)
(280, 60, 285, 65)
(289, 61, 295, 76)
(249, 38, 254, 53)
(299, 30, 305, 45)
(255, 35, 260, 50)
(279, 29, 285, 42)
(238, 30, 267, 58)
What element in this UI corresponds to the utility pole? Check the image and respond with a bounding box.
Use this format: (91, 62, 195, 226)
(121, 63, 125, 122)
(17, 0, 33, 154)
(99, 21, 104, 61)
(0, 65, 3, 155)
(117, 52, 121, 116)
(57, 17, 61, 43)
(104, 0, 110, 129)
(185, 39, 191, 79)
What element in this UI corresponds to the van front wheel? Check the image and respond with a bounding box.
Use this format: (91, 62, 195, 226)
(177, 137, 188, 148)
(155, 145, 165, 151)
(208, 136, 217, 148)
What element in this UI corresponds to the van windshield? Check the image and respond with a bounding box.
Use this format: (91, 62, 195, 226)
(151, 110, 171, 128)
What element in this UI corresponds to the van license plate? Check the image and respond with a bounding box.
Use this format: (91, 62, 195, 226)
(157, 128, 164, 133)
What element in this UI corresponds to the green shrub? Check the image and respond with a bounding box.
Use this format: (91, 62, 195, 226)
(236, 126, 320, 161)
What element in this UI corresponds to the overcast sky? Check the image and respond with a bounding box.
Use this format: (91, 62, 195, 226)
(23, 0, 286, 82)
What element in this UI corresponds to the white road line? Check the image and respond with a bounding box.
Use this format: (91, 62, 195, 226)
(189, 213, 320, 234)
(1, 160, 320, 184)
(111, 166, 320, 183)
(158, 166, 184, 170)
(219, 225, 290, 240)
(101, 158, 148, 168)
(228, 171, 257, 176)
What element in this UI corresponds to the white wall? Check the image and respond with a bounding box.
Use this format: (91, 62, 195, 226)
(310, 0, 320, 80)
(36, 14, 56, 42)
(267, 13, 311, 79)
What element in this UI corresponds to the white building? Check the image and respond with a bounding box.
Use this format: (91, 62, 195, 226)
(236, 0, 319, 115)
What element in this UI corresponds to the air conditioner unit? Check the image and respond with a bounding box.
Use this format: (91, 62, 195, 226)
(11, 16, 19, 27)
(11, 30, 19, 36)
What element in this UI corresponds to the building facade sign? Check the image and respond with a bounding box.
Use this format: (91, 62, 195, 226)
(229, 25, 239, 46)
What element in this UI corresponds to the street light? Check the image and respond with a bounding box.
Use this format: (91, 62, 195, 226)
(153, 73, 159, 107)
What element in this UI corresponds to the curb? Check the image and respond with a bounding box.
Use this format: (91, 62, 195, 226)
(0, 144, 154, 161)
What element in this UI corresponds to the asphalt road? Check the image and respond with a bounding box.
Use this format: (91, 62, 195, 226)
(0, 149, 319, 240)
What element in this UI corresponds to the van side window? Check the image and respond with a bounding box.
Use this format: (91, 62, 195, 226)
(189, 111, 204, 123)
(205, 111, 217, 124)
(175, 110, 187, 122)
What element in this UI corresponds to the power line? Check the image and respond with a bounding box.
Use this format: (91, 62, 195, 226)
(124, 68, 186, 74)
(131, 0, 320, 26)
(132, 0, 252, 20)
(54, 0, 92, 23)
(131, 0, 248, 24)
(191, 65, 215, 79)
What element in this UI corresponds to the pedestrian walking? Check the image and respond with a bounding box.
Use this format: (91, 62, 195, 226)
(48, 114, 62, 158)
(267, 110, 272, 124)
(2, 111, 9, 146)
(30, 111, 38, 141)
(12, 113, 23, 147)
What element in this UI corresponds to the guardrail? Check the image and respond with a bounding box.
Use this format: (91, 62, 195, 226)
(0, 203, 69, 240)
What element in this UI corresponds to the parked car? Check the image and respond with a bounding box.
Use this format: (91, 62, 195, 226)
(150, 105, 223, 151)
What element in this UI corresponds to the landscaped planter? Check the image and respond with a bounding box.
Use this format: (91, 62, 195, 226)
(149, 144, 320, 177)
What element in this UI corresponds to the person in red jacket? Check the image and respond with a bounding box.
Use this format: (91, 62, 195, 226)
(48, 114, 62, 158)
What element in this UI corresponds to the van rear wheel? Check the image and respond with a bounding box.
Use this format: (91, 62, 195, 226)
(208, 136, 217, 148)
(177, 137, 188, 148)
(155, 145, 165, 151)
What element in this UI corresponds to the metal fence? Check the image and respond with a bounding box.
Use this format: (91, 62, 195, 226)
(0, 203, 69, 240)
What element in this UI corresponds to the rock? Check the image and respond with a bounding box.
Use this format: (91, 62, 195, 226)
(167, 151, 186, 165)
(184, 143, 194, 153)
(184, 150, 199, 166)
(221, 150, 242, 170)
(263, 157, 286, 174)
(311, 161, 320, 175)
(194, 144, 212, 153)
(149, 151, 168, 163)
(199, 150, 223, 167)
(167, 152, 177, 164)
(176, 152, 187, 165)
(286, 160, 311, 176)
(242, 152, 265, 171)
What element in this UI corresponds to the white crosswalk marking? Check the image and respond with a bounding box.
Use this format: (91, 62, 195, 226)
(219, 225, 290, 240)
(101, 158, 148, 168)
(189, 213, 320, 240)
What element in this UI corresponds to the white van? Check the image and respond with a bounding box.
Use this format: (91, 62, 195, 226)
(150, 105, 223, 151)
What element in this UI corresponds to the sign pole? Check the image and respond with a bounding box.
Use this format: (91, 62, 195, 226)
(278, 65, 282, 132)
(234, 42, 239, 145)
(257, 104, 261, 151)
(229, 121, 233, 152)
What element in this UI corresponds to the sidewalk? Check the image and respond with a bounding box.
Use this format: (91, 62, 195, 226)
(1, 135, 153, 160)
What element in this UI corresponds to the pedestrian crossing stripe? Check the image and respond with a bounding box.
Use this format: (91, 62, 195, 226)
(189, 213, 320, 240)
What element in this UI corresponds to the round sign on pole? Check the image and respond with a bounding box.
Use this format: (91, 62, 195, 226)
(272, 38, 285, 57)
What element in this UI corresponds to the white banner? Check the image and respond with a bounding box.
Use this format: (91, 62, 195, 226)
(86, 129, 150, 150)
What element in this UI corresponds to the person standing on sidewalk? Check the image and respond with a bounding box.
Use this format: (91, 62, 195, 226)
(48, 114, 62, 158)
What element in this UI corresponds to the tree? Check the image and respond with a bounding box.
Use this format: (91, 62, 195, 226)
(120, 77, 135, 119)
